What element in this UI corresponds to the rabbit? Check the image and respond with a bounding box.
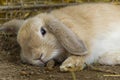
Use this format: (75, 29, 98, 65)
(0, 3, 120, 72)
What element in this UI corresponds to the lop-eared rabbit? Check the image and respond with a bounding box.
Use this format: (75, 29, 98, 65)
(0, 3, 120, 71)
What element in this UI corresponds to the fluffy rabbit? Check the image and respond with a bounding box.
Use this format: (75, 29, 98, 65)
(1, 3, 120, 71)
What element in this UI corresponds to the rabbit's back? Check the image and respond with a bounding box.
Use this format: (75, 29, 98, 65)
(50, 3, 120, 43)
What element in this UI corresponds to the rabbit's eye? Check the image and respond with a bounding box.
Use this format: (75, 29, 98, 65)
(41, 27, 46, 36)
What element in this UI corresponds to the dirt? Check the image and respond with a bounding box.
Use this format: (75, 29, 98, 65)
(0, 32, 120, 80)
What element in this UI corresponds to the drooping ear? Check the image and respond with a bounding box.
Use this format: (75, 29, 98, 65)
(0, 19, 24, 34)
(45, 15, 88, 55)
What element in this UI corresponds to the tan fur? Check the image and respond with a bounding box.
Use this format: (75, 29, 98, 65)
(0, 19, 24, 33)
(49, 3, 120, 48)
(48, 3, 120, 55)
(18, 3, 120, 71)
(1, 3, 120, 71)
(17, 17, 65, 65)
(39, 13, 87, 55)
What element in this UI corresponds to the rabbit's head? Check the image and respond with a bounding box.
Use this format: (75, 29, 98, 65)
(0, 13, 87, 66)
(17, 16, 65, 66)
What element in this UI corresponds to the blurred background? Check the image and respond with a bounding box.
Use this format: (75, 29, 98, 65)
(0, 0, 119, 24)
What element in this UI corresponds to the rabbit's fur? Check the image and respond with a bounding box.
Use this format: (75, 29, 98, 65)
(17, 17, 67, 66)
(1, 3, 120, 71)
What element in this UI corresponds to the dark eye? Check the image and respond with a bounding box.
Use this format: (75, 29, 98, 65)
(41, 27, 46, 36)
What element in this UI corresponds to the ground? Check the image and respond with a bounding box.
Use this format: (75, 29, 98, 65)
(0, 33, 120, 80)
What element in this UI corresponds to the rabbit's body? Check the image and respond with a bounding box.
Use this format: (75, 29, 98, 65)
(1, 3, 120, 71)
(48, 3, 120, 65)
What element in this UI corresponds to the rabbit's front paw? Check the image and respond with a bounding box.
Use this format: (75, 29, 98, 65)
(60, 55, 86, 72)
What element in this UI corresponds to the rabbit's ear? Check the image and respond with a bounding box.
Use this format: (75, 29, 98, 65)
(0, 19, 24, 34)
(45, 16, 88, 55)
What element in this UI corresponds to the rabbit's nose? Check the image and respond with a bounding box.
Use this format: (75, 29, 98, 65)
(39, 54, 45, 64)
(34, 53, 45, 64)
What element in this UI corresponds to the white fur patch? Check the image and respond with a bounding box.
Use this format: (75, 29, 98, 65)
(86, 22, 120, 64)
